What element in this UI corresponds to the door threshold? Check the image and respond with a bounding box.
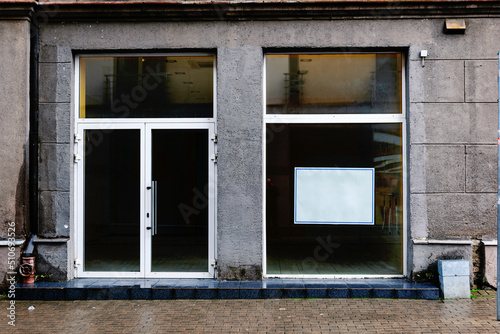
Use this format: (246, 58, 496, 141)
(15, 278, 439, 300)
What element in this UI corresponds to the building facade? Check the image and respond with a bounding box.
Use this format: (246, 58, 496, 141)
(0, 0, 498, 286)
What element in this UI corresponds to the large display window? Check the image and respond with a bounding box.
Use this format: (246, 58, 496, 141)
(265, 53, 405, 276)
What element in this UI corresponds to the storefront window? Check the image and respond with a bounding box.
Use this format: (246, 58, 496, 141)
(265, 53, 405, 276)
(79, 56, 214, 118)
(266, 54, 401, 114)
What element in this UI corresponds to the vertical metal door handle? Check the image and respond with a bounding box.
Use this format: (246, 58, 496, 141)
(151, 181, 157, 236)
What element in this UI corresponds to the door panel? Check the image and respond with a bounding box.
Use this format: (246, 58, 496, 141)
(150, 129, 209, 273)
(83, 129, 141, 272)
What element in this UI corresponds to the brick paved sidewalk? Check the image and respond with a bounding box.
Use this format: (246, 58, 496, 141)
(3, 291, 500, 333)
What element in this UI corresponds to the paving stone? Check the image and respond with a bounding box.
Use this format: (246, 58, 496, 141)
(5, 294, 500, 332)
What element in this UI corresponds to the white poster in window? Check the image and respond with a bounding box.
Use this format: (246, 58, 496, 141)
(294, 167, 374, 225)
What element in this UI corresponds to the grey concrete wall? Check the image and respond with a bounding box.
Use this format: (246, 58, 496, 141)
(37, 18, 500, 280)
(413, 244, 473, 282)
(216, 46, 264, 279)
(407, 22, 498, 280)
(34, 242, 68, 281)
(0, 20, 30, 287)
(36, 44, 73, 280)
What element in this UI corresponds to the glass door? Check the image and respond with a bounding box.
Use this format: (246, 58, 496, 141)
(76, 122, 215, 278)
(76, 124, 145, 277)
(145, 123, 215, 277)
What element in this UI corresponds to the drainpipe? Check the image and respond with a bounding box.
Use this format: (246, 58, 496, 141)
(28, 9, 39, 238)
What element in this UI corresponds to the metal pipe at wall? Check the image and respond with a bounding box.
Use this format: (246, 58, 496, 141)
(29, 16, 39, 237)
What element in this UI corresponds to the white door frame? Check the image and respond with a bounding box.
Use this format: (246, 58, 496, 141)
(144, 122, 216, 278)
(74, 121, 216, 278)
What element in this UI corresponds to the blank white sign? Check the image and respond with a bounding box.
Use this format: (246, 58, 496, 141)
(294, 167, 374, 224)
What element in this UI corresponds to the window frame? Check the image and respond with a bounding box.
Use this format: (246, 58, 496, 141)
(75, 52, 217, 124)
(73, 52, 218, 279)
(262, 51, 407, 279)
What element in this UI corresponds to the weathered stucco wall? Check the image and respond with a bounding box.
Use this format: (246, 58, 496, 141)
(0, 20, 30, 287)
(408, 21, 498, 281)
(36, 43, 73, 280)
(37, 18, 499, 281)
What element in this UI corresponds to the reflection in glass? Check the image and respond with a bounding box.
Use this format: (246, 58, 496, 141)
(266, 54, 401, 114)
(80, 56, 214, 118)
(151, 129, 208, 272)
(84, 129, 140, 271)
(266, 123, 403, 275)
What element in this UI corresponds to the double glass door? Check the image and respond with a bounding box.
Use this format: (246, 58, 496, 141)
(75, 122, 215, 278)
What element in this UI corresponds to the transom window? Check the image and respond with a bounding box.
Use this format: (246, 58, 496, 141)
(266, 53, 402, 115)
(79, 56, 214, 118)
